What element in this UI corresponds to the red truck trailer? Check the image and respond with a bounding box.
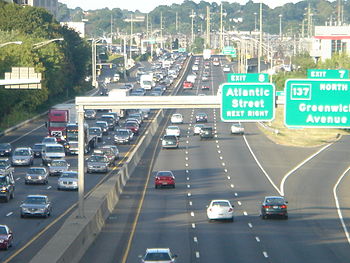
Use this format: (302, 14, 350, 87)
(46, 109, 69, 142)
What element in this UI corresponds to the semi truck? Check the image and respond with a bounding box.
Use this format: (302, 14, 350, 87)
(46, 109, 69, 142)
(65, 122, 97, 154)
(108, 88, 130, 118)
(203, 49, 212, 60)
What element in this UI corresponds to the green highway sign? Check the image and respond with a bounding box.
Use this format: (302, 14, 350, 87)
(307, 69, 349, 79)
(222, 46, 236, 56)
(285, 79, 350, 128)
(221, 83, 275, 122)
(178, 48, 186, 52)
(227, 73, 269, 83)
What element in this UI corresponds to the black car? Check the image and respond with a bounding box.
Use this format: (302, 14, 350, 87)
(0, 143, 12, 157)
(32, 143, 44, 158)
(261, 196, 288, 219)
(195, 113, 208, 123)
(200, 126, 214, 140)
(0, 173, 15, 202)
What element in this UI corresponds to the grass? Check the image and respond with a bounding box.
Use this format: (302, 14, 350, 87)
(257, 106, 350, 147)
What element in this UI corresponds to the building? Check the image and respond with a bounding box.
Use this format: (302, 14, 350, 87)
(5, 0, 58, 18)
(310, 26, 350, 62)
(60, 22, 86, 38)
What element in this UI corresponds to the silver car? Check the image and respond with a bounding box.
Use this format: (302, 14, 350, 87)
(86, 155, 109, 173)
(57, 171, 78, 191)
(48, 159, 70, 176)
(25, 167, 48, 184)
(12, 147, 34, 166)
(20, 195, 52, 218)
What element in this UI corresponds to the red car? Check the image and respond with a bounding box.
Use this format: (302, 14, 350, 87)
(0, 225, 13, 250)
(125, 122, 139, 135)
(155, 171, 175, 189)
(183, 81, 193, 89)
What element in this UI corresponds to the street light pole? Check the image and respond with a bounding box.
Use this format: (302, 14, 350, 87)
(0, 41, 22, 48)
(279, 14, 283, 41)
(33, 38, 64, 49)
(258, 2, 262, 73)
(220, 4, 223, 50)
(129, 14, 133, 61)
(254, 12, 257, 31)
(190, 10, 195, 44)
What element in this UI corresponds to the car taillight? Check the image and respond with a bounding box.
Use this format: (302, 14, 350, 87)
(155, 177, 160, 180)
(228, 208, 233, 212)
(263, 205, 271, 209)
(281, 205, 287, 209)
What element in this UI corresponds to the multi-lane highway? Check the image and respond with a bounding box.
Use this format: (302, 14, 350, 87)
(80, 56, 350, 263)
(1, 54, 350, 263)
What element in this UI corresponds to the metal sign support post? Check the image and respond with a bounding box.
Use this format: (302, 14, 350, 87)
(77, 105, 85, 218)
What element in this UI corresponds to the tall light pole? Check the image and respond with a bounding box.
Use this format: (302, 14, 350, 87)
(91, 38, 102, 88)
(258, 2, 262, 73)
(160, 12, 163, 49)
(254, 12, 257, 31)
(33, 38, 64, 49)
(0, 41, 22, 48)
(220, 4, 223, 50)
(279, 14, 283, 41)
(190, 10, 196, 44)
(206, 6, 210, 48)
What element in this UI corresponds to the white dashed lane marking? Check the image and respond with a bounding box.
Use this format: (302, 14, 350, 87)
(237, 201, 242, 206)
(6, 212, 13, 217)
(263, 252, 269, 258)
(192, 223, 196, 229)
(196, 252, 200, 258)
(234, 193, 238, 196)
(243, 211, 248, 216)
(230, 184, 234, 188)
(189, 201, 192, 206)
(248, 223, 253, 228)
(255, 236, 260, 242)
(187, 193, 192, 197)
(190, 212, 195, 217)
(193, 237, 198, 242)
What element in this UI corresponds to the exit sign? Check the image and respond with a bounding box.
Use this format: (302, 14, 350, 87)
(227, 73, 269, 83)
(307, 69, 349, 79)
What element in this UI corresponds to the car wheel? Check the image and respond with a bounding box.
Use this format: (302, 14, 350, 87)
(262, 214, 267, 220)
(57, 187, 61, 191)
(230, 217, 234, 222)
(20, 214, 24, 218)
(284, 215, 288, 220)
(10, 191, 14, 199)
(4, 194, 9, 203)
(4, 243, 9, 250)
(87, 170, 91, 174)
(173, 184, 175, 188)
(155, 185, 158, 189)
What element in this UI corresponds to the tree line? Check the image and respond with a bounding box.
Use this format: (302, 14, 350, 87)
(0, 1, 91, 130)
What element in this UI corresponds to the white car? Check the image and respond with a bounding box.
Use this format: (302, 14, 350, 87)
(207, 200, 234, 221)
(170, 113, 183, 124)
(223, 65, 230, 72)
(140, 248, 177, 263)
(231, 123, 244, 134)
(166, 126, 180, 137)
(193, 124, 204, 135)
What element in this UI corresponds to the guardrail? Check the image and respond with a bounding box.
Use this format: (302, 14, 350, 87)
(29, 55, 193, 263)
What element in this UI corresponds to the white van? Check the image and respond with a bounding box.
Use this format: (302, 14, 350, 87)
(42, 144, 65, 166)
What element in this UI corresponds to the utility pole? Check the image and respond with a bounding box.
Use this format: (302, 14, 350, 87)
(307, 3, 311, 38)
(129, 14, 133, 60)
(190, 10, 195, 43)
(206, 6, 210, 48)
(146, 13, 149, 38)
(160, 12, 163, 49)
(258, 2, 262, 73)
(220, 4, 223, 50)
(176, 12, 178, 32)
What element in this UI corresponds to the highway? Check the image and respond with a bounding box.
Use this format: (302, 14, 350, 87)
(0, 56, 186, 262)
(80, 56, 350, 263)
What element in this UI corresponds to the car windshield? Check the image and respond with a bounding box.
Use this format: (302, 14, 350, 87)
(164, 136, 176, 141)
(202, 128, 212, 132)
(144, 252, 171, 261)
(0, 177, 8, 185)
(116, 130, 129, 136)
(0, 161, 8, 168)
(212, 201, 230, 207)
(42, 138, 56, 143)
(14, 149, 30, 156)
(88, 156, 107, 162)
(49, 122, 66, 127)
(85, 110, 95, 115)
(89, 129, 101, 135)
(167, 126, 179, 130)
(51, 161, 67, 167)
(157, 171, 173, 177)
(0, 227, 7, 235)
(25, 196, 46, 204)
(96, 122, 107, 127)
(33, 144, 43, 150)
(60, 173, 77, 179)
(265, 198, 285, 205)
(46, 146, 64, 153)
(28, 168, 45, 174)
(0, 144, 9, 150)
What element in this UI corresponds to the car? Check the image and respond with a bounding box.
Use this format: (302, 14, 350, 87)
(140, 248, 177, 263)
(161, 135, 179, 149)
(95, 121, 109, 135)
(0, 173, 15, 202)
(11, 147, 34, 166)
(223, 65, 231, 72)
(0, 225, 13, 250)
(261, 196, 288, 219)
(32, 143, 44, 158)
(125, 122, 139, 135)
(201, 85, 209, 90)
(101, 115, 117, 130)
(154, 171, 175, 189)
(20, 195, 52, 218)
(150, 90, 162, 96)
(0, 143, 12, 157)
(86, 155, 109, 173)
(165, 126, 180, 137)
(0, 158, 13, 176)
(25, 167, 48, 184)
(170, 113, 183, 124)
(153, 86, 164, 95)
(57, 171, 78, 191)
(128, 113, 143, 124)
(93, 146, 119, 166)
(89, 127, 103, 142)
(207, 200, 234, 221)
(124, 83, 134, 90)
(84, 109, 96, 119)
(195, 113, 208, 123)
(41, 136, 57, 145)
(231, 123, 244, 135)
(48, 159, 70, 176)
(41, 143, 65, 166)
(193, 124, 205, 135)
(201, 75, 209, 82)
(213, 58, 220, 66)
(200, 126, 214, 139)
(183, 81, 193, 89)
(114, 129, 133, 144)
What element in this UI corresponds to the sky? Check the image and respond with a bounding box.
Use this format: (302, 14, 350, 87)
(58, 0, 304, 12)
